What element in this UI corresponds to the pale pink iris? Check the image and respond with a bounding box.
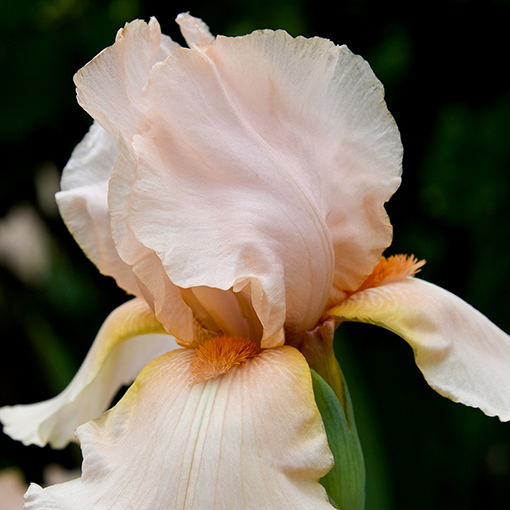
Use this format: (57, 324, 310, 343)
(1, 13, 510, 510)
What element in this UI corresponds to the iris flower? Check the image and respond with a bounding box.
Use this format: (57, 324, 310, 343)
(2, 13, 510, 510)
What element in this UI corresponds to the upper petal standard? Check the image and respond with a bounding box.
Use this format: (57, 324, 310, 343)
(109, 34, 338, 345)
(63, 17, 403, 347)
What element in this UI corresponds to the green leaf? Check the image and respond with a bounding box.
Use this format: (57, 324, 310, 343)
(312, 368, 366, 510)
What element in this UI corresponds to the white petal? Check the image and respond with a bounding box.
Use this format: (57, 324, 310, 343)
(0, 299, 177, 448)
(60, 122, 117, 192)
(56, 122, 140, 295)
(330, 278, 510, 421)
(24, 347, 335, 510)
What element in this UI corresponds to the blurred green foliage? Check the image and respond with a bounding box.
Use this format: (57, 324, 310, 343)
(1, 0, 509, 508)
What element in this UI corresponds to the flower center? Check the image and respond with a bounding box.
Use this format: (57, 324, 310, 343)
(189, 336, 261, 384)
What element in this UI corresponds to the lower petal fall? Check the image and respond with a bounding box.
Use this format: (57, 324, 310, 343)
(24, 346, 335, 510)
(330, 278, 510, 421)
(0, 298, 177, 449)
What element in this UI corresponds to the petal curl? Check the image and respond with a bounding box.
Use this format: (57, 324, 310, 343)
(56, 122, 140, 295)
(74, 18, 178, 140)
(60, 17, 178, 294)
(0, 299, 177, 448)
(24, 347, 335, 509)
(176, 12, 214, 49)
(329, 278, 510, 421)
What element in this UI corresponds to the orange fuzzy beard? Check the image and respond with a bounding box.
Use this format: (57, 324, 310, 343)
(349, 254, 425, 296)
(190, 336, 261, 384)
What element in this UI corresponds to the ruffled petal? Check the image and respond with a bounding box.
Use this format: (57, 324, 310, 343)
(68, 16, 205, 343)
(109, 32, 340, 348)
(60, 18, 178, 294)
(56, 122, 140, 295)
(71, 15, 400, 345)
(0, 299, 177, 448)
(329, 278, 510, 421)
(24, 346, 335, 510)
(202, 30, 402, 299)
(74, 18, 178, 140)
(108, 25, 400, 347)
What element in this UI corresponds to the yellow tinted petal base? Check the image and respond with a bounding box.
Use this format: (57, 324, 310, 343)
(0, 298, 175, 448)
(25, 346, 335, 509)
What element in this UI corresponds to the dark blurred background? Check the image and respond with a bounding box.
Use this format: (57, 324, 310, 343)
(1, 0, 509, 509)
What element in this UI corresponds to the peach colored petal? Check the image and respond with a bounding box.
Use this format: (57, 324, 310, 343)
(24, 347, 334, 509)
(72, 15, 401, 345)
(0, 299, 177, 448)
(202, 31, 402, 298)
(329, 278, 510, 421)
(61, 19, 178, 296)
(74, 18, 178, 140)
